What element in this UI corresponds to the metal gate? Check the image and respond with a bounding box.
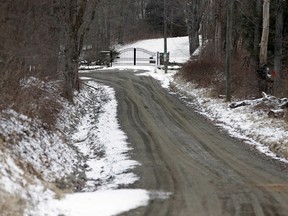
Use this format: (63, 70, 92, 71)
(113, 48, 158, 66)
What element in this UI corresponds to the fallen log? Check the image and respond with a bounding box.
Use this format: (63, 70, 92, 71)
(229, 93, 288, 116)
(229, 101, 250, 109)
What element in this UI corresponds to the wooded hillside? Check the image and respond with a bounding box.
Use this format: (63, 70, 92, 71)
(178, 0, 288, 99)
(1, 0, 288, 115)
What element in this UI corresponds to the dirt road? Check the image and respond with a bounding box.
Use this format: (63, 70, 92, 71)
(84, 69, 288, 216)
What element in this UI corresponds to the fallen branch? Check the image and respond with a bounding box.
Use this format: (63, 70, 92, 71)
(229, 101, 250, 109)
(229, 92, 288, 119)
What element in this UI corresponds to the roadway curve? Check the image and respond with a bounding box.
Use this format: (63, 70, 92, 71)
(84, 69, 288, 216)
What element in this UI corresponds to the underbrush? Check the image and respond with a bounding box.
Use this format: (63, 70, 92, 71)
(279, 69, 288, 98)
(0, 69, 63, 128)
(16, 78, 63, 128)
(176, 51, 260, 99)
(0, 193, 26, 216)
(177, 58, 223, 88)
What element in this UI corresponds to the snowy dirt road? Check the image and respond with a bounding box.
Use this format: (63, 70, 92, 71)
(84, 69, 288, 216)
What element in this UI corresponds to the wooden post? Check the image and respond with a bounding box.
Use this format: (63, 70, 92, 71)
(134, 48, 136, 65)
(164, 0, 168, 73)
(110, 50, 113, 67)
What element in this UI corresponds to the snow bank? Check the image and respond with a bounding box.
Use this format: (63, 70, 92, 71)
(171, 78, 288, 162)
(0, 108, 78, 182)
(71, 81, 140, 191)
(0, 77, 149, 216)
(37, 189, 149, 216)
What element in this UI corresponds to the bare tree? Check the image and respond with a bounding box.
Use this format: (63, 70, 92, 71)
(214, 0, 225, 57)
(259, 0, 270, 66)
(0, 1, 61, 100)
(273, 0, 284, 94)
(57, 0, 98, 102)
(180, 0, 205, 55)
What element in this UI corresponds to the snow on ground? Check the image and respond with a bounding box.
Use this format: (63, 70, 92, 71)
(0, 78, 79, 181)
(1, 35, 287, 216)
(171, 79, 288, 162)
(105, 35, 288, 163)
(37, 189, 149, 216)
(33, 80, 150, 216)
(115, 36, 190, 63)
(102, 63, 288, 163)
(0, 78, 150, 215)
(70, 82, 140, 191)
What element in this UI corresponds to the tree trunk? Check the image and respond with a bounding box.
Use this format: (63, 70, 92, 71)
(252, 0, 262, 67)
(259, 0, 270, 66)
(273, 0, 283, 95)
(117, 0, 132, 44)
(62, 0, 96, 102)
(214, 0, 223, 57)
(187, 23, 200, 55)
(225, 0, 233, 102)
(215, 20, 222, 57)
(184, 0, 202, 56)
(64, 26, 80, 102)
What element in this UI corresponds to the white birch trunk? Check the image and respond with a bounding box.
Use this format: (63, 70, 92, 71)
(259, 0, 270, 65)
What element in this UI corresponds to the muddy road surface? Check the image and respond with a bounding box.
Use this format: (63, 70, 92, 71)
(84, 70, 288, 216)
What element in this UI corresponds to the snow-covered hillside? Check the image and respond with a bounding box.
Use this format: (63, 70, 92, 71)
(0, 78, 149, 215)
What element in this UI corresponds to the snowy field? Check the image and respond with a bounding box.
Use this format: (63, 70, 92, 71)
(114, 36, 191, 63)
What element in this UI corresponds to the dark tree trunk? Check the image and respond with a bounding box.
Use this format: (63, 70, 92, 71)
(214, 0, 223, 57)
(62, 0, 96, 102)
(64, 29, 80, 102)
(252, 0, 262, 67)
(187, 23, 200, 56)
(273, 0, 284, 95)
(184, 0, 203, 56)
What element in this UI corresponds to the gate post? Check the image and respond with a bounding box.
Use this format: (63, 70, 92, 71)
(134, 48, 136, 65)
(110, 50, 113, 67)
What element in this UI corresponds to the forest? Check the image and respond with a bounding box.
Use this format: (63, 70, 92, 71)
(0, 0, 288, 120)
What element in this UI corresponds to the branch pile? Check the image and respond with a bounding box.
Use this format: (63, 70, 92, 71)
(229, 92, 288, 118)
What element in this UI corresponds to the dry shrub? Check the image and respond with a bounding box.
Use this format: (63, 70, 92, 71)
(176, 57, 224, 88)
(177, 46, 261, 99)
(284, 110, 288, 123)
(228, 55, 259, 99)
(0, 66, 63, 128)
(253, 102, 275, 113)
(0, 64, 23, 110)
(282, 75, 288, 122)
(277, 68, 288, 97)
(14, 81, 63, 128)
(0, 193, 26, 216)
